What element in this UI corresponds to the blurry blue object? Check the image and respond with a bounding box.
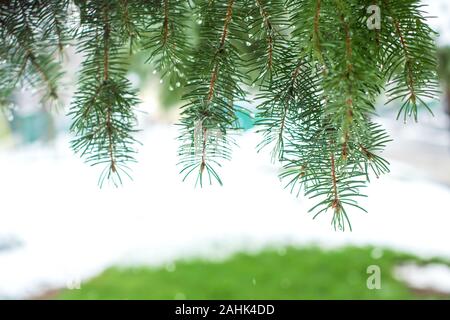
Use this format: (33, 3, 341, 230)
(10, 110, 55, 144)
(234, 106, 255, 130)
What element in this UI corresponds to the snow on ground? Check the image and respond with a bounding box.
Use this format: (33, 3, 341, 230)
(0, 124, 449, 299)
(395, 263, 450, 294)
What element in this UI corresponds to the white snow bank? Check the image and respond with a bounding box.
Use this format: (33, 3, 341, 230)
(395, 264, 450, 294)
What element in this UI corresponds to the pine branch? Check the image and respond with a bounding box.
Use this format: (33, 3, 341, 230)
(0, 0, 440, 230)
(177, 0, 248, 186)
(247, 0, 289, 84)
(380, 0, 440, 121)
(144, 0, 189, 87)
(0, 0, 63, 104)
(40, 0, 70, 55)
(69, 0, 139, 186)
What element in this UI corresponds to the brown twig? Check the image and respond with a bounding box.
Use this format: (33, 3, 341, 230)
(338, 5, 354, 160)
(278, 62, 303, 149)
(255, 0, 274, 71)
(102, 5, 116, 173)
(313, 0, 325, 64)
(330, 152, 341, 213)
(162, 0, 169, 45)
(394, 20, 416, 104)
(201, 0, 235, 173)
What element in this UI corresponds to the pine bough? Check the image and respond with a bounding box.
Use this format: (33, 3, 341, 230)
(0, 0, 440, 230)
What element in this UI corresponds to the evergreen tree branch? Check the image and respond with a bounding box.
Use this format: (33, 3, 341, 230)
(145, 0, 189, 87)
(69, 0, 139, 186)
(380, 0, 440, 121)
(178, 0, 248, 186)
(0, 0, 440, 230)
(0, 0, 63, 104)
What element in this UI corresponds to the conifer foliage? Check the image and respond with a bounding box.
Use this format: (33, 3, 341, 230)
(0, 0, 440, 229)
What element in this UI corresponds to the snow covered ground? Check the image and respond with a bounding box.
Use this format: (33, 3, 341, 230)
(0, 122, 449, 299)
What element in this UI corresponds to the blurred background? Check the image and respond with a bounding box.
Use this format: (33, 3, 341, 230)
(1, 0, 450, 300)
